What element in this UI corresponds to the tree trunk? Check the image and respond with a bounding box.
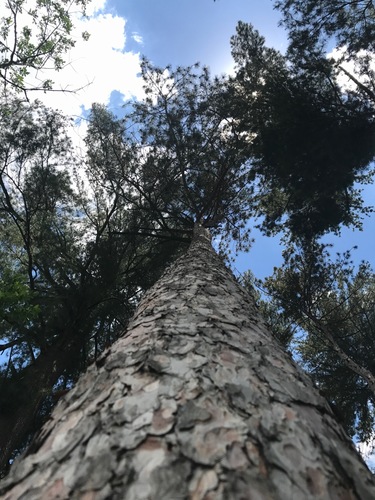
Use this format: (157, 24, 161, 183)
(1, 225, 374, 499)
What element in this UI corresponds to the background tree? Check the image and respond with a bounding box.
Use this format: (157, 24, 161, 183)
(0, 98, 186, 474)
(229, 18, 375, 459)
(275, 0, 375, 58)
(229, 21, 375, 239)
(274, 0, 375, 107)
(0, 0, 91, 95)
(262, 240, 375, 449)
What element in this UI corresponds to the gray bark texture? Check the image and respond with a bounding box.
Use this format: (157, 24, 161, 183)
(1, 225, 375, 499)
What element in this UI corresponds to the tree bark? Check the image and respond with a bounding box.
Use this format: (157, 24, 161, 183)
(1, 224, 374, 499)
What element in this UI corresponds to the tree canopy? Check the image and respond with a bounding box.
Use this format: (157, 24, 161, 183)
(0, 0, 90, 94)
(262, 241, 375, 447)
(275, 0, 375, 109)
(229, 21, 375, 238)
(275, 0, 375, 57)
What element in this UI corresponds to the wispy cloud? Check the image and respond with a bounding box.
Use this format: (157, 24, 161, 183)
(132, 32, 144, 45)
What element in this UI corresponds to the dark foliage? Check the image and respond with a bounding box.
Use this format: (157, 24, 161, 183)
(229, 22, 375, 238)
(263, 241, 375, 444)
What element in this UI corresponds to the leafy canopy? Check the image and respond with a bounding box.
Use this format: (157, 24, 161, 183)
(275, 0, 375, 57)
(0, 0, 90, 94)
(275, 1, 375, 109)
(115, 59, 256, 252)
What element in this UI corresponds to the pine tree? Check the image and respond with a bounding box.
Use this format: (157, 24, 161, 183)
(1, 225, 374, 499)
(263, 240, 375, 445)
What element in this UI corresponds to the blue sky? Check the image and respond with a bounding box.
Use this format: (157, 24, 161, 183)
(34, 0, 374, 280)
(109, 0, 287, 73)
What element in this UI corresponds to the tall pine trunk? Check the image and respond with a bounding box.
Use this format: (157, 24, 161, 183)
(1, 225, 374, 499)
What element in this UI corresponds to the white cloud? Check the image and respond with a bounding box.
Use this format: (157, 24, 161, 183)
(85, 0, 107, 16)
(132, 32, 144, 45)
(4, 0, 148, 160)
(28, 2, 145, 119)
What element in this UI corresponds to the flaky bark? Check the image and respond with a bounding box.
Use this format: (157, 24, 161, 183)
(1, 224, 374, 499)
